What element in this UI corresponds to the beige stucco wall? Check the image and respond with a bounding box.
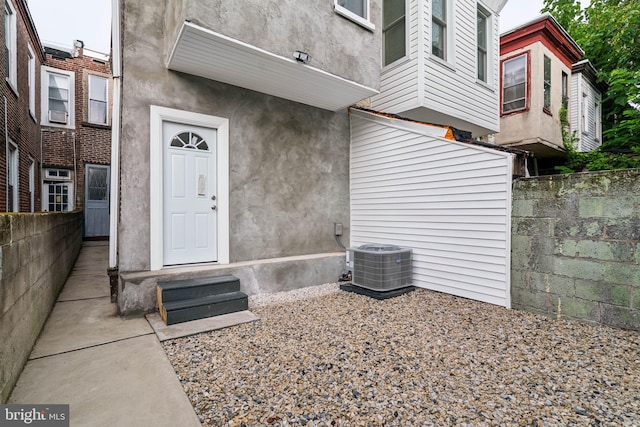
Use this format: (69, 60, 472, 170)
(495, 42, 572, 154)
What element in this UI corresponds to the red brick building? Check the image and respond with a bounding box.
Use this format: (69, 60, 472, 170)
(41, 41, 112, 238)
(0, 0, 45, 212)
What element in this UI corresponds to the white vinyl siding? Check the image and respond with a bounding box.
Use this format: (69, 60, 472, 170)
(371, 0, 500, 135)
(570, 72, 602, 152)
(424, 0, 499, 133)
(350, 110, 512, 308)
(372, 0, 419, 112)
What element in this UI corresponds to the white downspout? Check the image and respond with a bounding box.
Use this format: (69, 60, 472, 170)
(109, 0, 122, 270)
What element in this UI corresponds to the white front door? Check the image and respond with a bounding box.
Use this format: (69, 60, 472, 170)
(162, 121, 218, 265)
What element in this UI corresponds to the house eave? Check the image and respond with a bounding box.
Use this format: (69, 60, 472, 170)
(167, 22, 379, 112)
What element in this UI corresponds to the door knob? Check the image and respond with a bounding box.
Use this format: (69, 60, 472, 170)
(211, 205, 217, 210)
(211, 195, 216, 201)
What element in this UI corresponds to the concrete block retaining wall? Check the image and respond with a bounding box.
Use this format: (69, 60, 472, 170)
(0, 211, 83, 402)
(511, 169, 640, 330)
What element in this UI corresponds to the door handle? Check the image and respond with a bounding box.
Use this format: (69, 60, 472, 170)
(211, 195, 216, 201)
(211, 205, 217, 210)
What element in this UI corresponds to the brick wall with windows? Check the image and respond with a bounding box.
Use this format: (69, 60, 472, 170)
(41, 43, 112, 212)
(0, 0, 44, 212)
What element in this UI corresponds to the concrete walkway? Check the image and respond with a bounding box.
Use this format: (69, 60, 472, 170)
(8, 243, 201, 427)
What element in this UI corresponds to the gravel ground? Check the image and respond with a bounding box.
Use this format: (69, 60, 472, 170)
(163, 285, 640, 427)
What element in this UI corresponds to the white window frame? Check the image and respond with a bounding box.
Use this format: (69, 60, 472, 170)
(502, 53, 528, 114)
(28, 158, 35, 212)
(4, 0, 17, 93)
(41, 66, 75, 128)
(88, 74, 108, 125)
(581, 92, 589, 135)
(476, 4, 491, 85)
(382, 0, 408, 67)
(7, 141, 18, 211)
(45, 168, 71, 180)
(594, 96, 601, 141)
(27, 44, 36, 119)
(334, 0, 375, 31)
(431, 0, 455, 65)
(43, 181, 74, 212)
(543, 55, 551, 112)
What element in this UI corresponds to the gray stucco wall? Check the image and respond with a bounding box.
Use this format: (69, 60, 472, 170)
(163, 0, 381, 89)
(511, 170, 640, 330)
(0, 211, 83, 402)
(119, 0, 355, 272)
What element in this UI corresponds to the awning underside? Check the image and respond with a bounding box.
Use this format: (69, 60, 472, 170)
(167, 22, 378, 111)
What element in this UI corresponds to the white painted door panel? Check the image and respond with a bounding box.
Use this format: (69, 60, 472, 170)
(162, 121, 217, 265)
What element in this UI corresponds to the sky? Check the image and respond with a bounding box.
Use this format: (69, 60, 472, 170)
(25, 0, 590, 54)
(500, 0, 591, 33)
(28, 0, 111, 53)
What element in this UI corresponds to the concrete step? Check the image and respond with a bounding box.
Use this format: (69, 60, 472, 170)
(159, 291, 249, 326)
(156, 275, 240, 308)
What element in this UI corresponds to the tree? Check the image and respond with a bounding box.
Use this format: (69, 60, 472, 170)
(542, 0, 640, 149)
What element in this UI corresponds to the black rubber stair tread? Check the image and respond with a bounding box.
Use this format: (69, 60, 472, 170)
(162, 291, 247, 311)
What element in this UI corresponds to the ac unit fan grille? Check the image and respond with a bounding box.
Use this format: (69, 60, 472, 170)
(352, 246, 412, 291)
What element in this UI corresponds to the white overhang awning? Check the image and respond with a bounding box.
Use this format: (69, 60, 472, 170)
(167, 22, 379, 111)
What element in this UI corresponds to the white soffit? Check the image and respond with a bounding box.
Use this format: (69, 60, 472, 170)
(168, 22, 379, 111)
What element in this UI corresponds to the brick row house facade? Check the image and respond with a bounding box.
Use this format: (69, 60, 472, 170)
(41, 42, 113, 238)
(1, 0, 112, 238)
(0, 0, 44, 212)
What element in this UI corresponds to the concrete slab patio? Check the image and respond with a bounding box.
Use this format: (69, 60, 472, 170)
(8, 243, 201, 427)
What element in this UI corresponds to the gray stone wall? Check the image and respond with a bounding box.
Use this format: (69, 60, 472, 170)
(511, 169, 640, 330)
(0, 212, 83, 402)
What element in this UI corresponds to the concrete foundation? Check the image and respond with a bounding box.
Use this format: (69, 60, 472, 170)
(118, 252, 346, 315)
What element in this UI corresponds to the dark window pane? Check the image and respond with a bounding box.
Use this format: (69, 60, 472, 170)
(432, 22, 445, 59)
(433, 0, 445, 21)
(339, 0, 365, 18)
(384, 18, 406, 65)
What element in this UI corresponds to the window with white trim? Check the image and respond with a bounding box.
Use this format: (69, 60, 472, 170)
(334, 0, 375, 30)
(581, 92, 588, 134)
(43, 167, 73, 211)
(44, 182, 73, 212)
(561, 71, 568, 109)
(432, 0, 447, 60)
(28, 158, 34, 212)
(477, 6, 489, 82)
(27, 45, 36, 118)
(4, 0, 16, 90)
(41, 67, 75, 127)
(7, 142, 18, 212)
(383, 0, 406, 66)
(88, 75, 108, 125)
(45, 168, 71, 179)
(502, 54, 527, 113)
(594, 99, 600, 141)
(543, 55, 551, 111)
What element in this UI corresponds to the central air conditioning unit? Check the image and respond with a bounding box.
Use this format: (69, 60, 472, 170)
(351, 244, 412, 292)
